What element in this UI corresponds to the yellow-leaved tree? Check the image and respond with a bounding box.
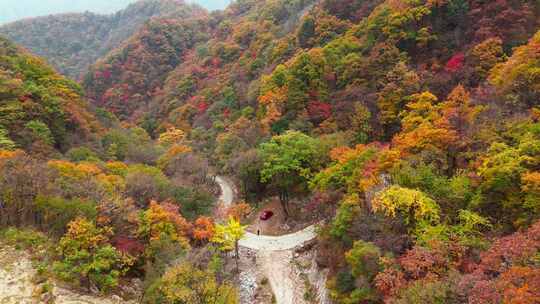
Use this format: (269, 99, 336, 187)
(158, 127, 186, 147)
(159, 262, 238, 304)
(211, 217, 246, 272)
(372, 185, 440, 231)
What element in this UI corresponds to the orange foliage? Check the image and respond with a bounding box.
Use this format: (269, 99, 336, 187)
(329, 145, 359, 163)
(392, 91, 458, 158)
(48, 160, 103, 179)
(138, 200, 192, 247)
(64, 216, 113, 249)
(193, 216, 215, 241)
(48, 159, 125, 197)
(158, 127, 186, 147)
(437, 85, 483, 142)
(226, 201, 253, 221)
(105, 161, 129, 176)
(258, 86, 288, 132)
(521, 172, 540, 193)
(496, 266, 540, 304)
(0, 149, 24, 163)
(158, 144, 193, 169)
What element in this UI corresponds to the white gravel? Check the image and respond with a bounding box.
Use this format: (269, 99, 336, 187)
(0, 245, 35, 304)
(258, 250, 308, 304)
(239, 226, 317, 251)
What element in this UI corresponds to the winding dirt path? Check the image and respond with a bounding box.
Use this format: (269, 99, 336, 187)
(239, 226, 317, 251)
(215, 176, 319, 304)
(215, 176, 317, 251)
(216, 176, 234, 206)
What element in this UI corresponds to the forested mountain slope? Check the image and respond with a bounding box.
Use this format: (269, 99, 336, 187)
(0, 36, 228, 304)
(82, 0, 540, 302)
(0, 0, 205, 79)
(83, 0, 540, 161)
(83, 0, 319, 122)
(0, 36, 100, 154)
(83, 14, 210, 119)
(1, 0, 540, 303)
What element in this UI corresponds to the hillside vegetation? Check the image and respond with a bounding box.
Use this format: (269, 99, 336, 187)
(0, 0, 540, 303)
(82, 0, 540, 301)
(83, 14, 210, 119)
(0, 32, 227, 302)
(0, 0, 205, 79)
(0, 36, 100, 154)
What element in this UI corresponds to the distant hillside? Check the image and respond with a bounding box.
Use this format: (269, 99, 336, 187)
(0, 0, 232, 24)
(0, 0, 206, 79)
(192, 0, 231, 10)
(83, 15, 210, 119)
(0, 36, 100, 153)
(83, 0, 317, 121)
(0, 0, 137, 24)
(83, 0, 540, 138)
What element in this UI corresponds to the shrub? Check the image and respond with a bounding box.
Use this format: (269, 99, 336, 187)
(0, 227, 48, 250)
(66, 147, 100, 162)
(35, 195, 97, 235)
(346, 240, 381, 279)
(125, 165, 171, 207)
(173, 187, 214, 220)
(393, 279, 459, 304)
(53, 218, 128, 292)
(25, 120, 54, 145)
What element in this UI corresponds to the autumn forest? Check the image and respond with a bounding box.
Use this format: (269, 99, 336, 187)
(0, 0, 539, 303)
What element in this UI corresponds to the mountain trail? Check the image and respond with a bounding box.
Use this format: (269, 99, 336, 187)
(215, 176, 321, 304)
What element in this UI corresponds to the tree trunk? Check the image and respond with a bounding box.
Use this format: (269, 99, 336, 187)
(279, 194, 286, 217)
(279, 190, 290, 218)
(234, 240, 239, 273)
